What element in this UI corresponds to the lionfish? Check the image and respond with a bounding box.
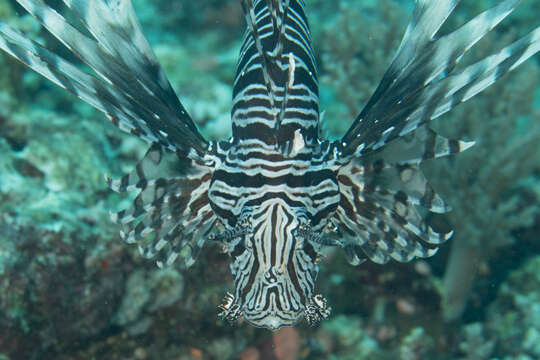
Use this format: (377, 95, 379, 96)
(0, 0, 538, 330)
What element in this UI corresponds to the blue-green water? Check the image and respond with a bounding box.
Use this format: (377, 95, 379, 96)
(0, 0, 538, 359)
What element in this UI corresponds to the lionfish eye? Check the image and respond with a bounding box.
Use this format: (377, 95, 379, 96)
(302, 241, 318, 262)
(230, 242, 246, 259)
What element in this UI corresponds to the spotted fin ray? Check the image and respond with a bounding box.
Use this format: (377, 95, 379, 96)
(106, 144, 215, 268)
(335, 127, 465, 265)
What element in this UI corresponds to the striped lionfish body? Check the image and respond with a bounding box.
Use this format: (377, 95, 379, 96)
(1, 0, 538, 330)
(210, 0, 338, 328)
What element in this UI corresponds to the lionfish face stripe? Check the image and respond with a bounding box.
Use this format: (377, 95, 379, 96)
(236, 201, 310, 329)
(210, 134, 339, 329)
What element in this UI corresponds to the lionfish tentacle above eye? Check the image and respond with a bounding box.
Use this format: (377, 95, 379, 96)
(1, 0, 538, 331)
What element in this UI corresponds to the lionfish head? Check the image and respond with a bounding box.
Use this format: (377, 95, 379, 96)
(217, 205, 332, 330)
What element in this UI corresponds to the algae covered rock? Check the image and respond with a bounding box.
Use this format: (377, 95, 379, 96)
(486, 256, 540, 358)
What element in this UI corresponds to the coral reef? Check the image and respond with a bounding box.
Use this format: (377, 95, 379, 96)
(316, 315, 380, 360)
(0, 0, 538, 359)
(314, 0, 408, 137)
(457, 256, 540, 359)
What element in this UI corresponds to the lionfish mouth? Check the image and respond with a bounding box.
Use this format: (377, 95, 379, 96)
(218, 291, 331, 330)
(242, 309, 304, 331)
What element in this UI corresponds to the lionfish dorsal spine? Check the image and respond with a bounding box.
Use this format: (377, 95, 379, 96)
(234, 0, 319, 149)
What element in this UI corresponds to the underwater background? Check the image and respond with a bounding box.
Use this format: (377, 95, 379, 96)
(0, 0, 538, 359)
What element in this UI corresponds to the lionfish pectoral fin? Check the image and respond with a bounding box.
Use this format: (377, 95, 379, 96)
(339, 0, 540, 157)
(0, 0, 208, 158)
(107, 144, 216, 268)
(334, 126, 468, 265)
